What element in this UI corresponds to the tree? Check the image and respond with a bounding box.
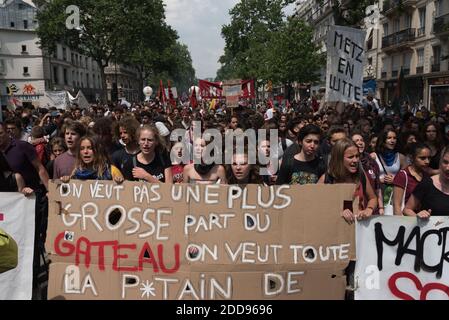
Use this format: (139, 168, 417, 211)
(317, 0, 377, 28)
(266, 17, 325, 99)
(217, 0, 295, 81)
(35, 0, 180, 101)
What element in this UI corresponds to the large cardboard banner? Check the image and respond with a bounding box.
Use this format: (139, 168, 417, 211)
(326, 26, 366, 104)
(355, 217, 449, 300)
(0, 194, 36, 300)
(47, 182, 356, 300)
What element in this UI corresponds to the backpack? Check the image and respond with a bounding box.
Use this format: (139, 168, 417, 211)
(0, 228, 18, 274)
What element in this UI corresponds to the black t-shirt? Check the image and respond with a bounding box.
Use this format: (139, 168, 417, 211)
(111, 149, 135, 177)
(276, 156, 325, 185)
(413, 177, 449, 216)
(121, 152, 171, 182)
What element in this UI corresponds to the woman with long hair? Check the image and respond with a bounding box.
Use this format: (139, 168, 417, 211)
(319, 138, 377, 224)
(226, 147, 263, 185)
(422, 121, 444, 175)
(121, 125, 172, 183)
(404, 147, 449, 217)
(351, 132, 383, 215)
(183, 137, 227, 184)
(62, 135, 123, 183)
(393, 143, 431, 216)
(371, 129, 408, 214)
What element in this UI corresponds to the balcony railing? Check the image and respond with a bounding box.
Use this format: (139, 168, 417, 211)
(434, 13, 449, 35)
(432, 63, 441, 73)
(416, 66, 424, 74)
(403, 68, 410, 76)
(392, 70, 399, 77)
(417, 27, 425, 37)
(381, 71, 387, 78)
(383, 0, 417, 15)
(382, 28, 416, 50)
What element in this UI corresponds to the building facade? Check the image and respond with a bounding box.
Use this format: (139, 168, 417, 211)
(0, 0, 141, 109)
(379, 0, 449, 112)
(104, 63, 141, 103)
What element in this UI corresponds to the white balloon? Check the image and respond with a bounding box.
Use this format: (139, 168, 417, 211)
(143, 86, 153, 97)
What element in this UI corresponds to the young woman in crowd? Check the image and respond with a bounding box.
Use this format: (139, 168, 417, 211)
(422, 121, 444, 175)
(121, 125, 172, 183)
(351, 132, 383, 215)
(46, 137, 67, 180)
(277, 124, 326, 185)
(318, 138, 378, 224)
(404, 147, 449, 217)
(61, 135, 123, 183)
(226, 147, 263, 185)
(183, 137, 227, 184)
(393, 142, 431, 216)
(170, 141, 187, 183)
(371, 129, 408, 214)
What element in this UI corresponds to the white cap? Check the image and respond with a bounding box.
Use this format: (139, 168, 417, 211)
(155, 122, 170, 137)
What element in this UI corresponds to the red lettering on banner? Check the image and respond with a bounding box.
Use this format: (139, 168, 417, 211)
(389, 272, 449, 300)
(54, 232, 180, 274)
(158, 244, 180, 274)
(0, 213, 4, 221)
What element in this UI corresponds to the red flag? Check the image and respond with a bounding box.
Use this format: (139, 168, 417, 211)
(167, 80, 176, 108)
(190, 87, 198, 109)
(158, 80, 167, 105)
(267, 99, 274, 109)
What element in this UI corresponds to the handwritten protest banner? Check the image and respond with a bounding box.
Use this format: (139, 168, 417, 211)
(326, 25, 366, 104)
(0, 194, 35, 300)
(46, 182, 356, 300)
(355, 217, 449, 300)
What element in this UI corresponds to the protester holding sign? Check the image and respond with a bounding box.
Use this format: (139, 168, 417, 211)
(121, 125, 172, 183)
(318, 139, 377, 224)
(61, 135, 123, 183)
(404, 147, 449, 218)
(276, 124, 326, 185)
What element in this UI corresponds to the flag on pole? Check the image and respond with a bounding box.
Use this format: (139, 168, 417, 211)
(190, 87, 198, 109)
(167, 80, 176, 108)
(391, 67, 404, 116)
(157, 80, 167, 105)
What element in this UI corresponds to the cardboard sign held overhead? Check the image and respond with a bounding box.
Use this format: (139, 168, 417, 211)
(325, 25, 366, 104)
(46, 182, 356, 300)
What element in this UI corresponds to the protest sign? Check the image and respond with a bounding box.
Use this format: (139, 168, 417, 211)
(46, 182, 356, 300)
(355, 216, 449, 300)
(0, 194, 36, 300)
(326, 26, 366, 104)
(223, 80, 242, 108)
(41, 91, 68, 110)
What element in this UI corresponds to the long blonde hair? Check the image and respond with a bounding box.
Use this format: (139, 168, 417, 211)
(74, 135, 110, 175)
(328, 138, 361, 183)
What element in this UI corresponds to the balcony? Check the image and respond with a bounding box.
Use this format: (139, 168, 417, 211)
(416, 66, 424, 74)
(392, 70, 399, 77)
(381, 71, 387, 79)
(417, 27, 425, 37)
(434, 13, 449, 37)
(382, 28, 416, 52)
(382, 0, 417, 16)
(403, 68, 410, 76)
(432, 63, 441, 73)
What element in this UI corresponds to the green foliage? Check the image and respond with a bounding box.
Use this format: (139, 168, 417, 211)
(217, 0, 322, 88)
(316, 0, 376, 27)
(35, 0, 196, 99)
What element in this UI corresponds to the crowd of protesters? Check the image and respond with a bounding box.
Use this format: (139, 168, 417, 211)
(1, 93, 449, 298)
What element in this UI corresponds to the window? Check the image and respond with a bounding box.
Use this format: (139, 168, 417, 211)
(433, 46, 441, 64)
(417, 48, 424, 66)
(21, 45, 27, 53)
(62, 47, 67, 61)
(63, 68, 68, 85)
(0, 59, 5, 74)
(392, 55, 400, 72)
(23, 66, 29, 75)
(419, 8, 426, 28)
(405, 14, 412, 29)
(85, 57, 88, 69)
(53, 66, 59, 84)
(10, 22, 15, 28)
(383, 23, 389, 36)
(393, 19, 400, 33)
(23, 20, 28, 29)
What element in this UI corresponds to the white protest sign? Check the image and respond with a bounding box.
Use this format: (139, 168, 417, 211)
(326, 25, 366, 104)
(355, 217, 449, 300)
(42, 91, 68, 110)
(0, 194, 36, 300)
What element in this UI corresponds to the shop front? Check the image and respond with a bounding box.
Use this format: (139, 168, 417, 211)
(381, 76, 424, 106)
(427, 76, 449, 113)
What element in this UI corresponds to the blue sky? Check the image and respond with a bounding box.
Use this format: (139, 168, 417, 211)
(165, 0, 295, 80)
